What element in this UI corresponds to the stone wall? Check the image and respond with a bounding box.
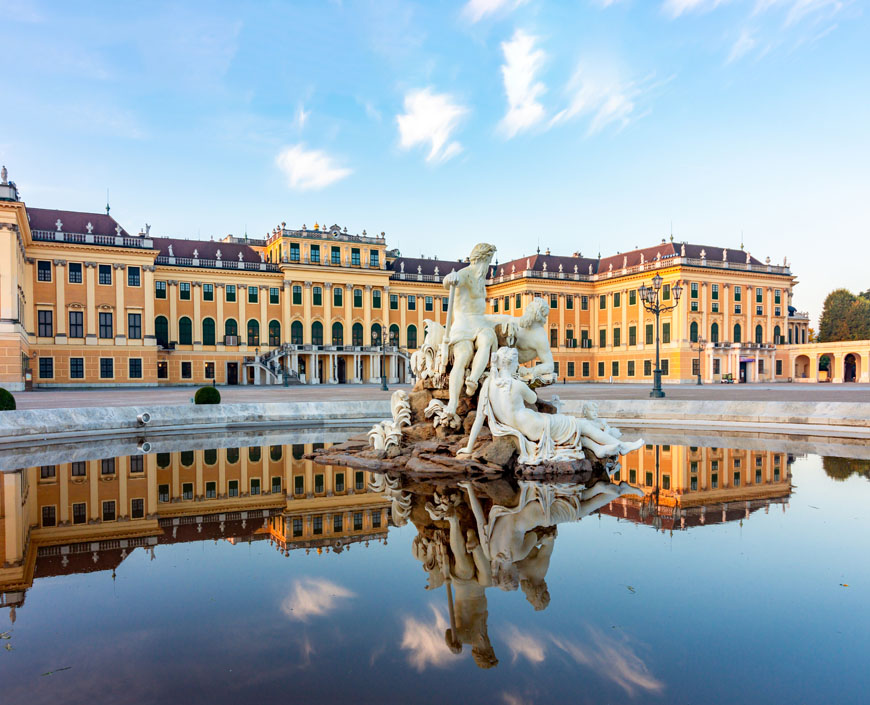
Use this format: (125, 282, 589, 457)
(1, 398, 868, 454)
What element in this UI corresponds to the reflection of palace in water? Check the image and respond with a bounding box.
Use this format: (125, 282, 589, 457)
(603, 444, 794, 530)
(0, 443, 391, 619)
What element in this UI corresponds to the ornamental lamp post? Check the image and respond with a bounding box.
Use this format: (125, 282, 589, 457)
(693, 336, 706, 385)
(639, 275, 682, 398)
(379, 331, 389, 392)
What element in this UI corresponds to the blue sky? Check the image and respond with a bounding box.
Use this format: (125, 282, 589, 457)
(2, 0, 868, 323)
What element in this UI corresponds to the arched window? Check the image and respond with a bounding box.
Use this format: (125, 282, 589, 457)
(291, 320, 303, 345)
(202, 318, 215, 346)
(247, 319, 260, 346)
(224, 318, 238, 341)
(179, 317, 193, 345)
(156, 452, 171, 468)
(801, 328, 807, 344)
(788, 327, 793, 344)
(312, 321, 323, 346)
(352, 322, 363, 346)
(755, 324, 763, 344)
(774, 325, 781, 345)
(269, 320, 281, 346)
(371, 323, 382, 345)
(180, 450, 194, 467)
(204, 448, 217, 465)
(248, 446, 261, 462)
(332, 322, 344, 345)
(270, 445, 282, 461)
(226, 447, 239, 464)
(292, 444, 305, 460)
(733, 323, 741, 343)
(155, 316, 169, 347)
(389, 323, 400, 346)
(690, 321, 699, 343)
(407, 324, 418, 349)
(710, 322, 719, 344)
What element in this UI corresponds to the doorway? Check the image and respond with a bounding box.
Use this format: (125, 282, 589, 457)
(844, 354, 857, 383)
(337, 358, 347, 384)
(227, 363, 238, 385)
(739, 361, 748, 383)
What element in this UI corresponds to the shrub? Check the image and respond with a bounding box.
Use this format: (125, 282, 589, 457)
(194, 386, 221, 405)
(0, 387, 15, 411)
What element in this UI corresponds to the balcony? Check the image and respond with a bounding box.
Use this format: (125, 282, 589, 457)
(32, 229, 154, 249)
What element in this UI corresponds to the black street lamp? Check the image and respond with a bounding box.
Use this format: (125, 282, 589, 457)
(638, 274, 683, 399)
(379, 333, 389, 392)
(692, 336, 706, 385)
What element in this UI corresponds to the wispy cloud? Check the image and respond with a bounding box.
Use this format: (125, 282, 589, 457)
(275, 144, 352, 191)
(400, 604, 454, 671)
(727, 27, 758, 62)
(662, 0, 727, 19)
(294, 106, 310, 130)
(503, 624, 547, 664)
(551, 628, 665, 697)
(461, 0, 529, 24)
(280, 577, 356, 620)
(498, 30, 548, 138)
(550, 62, 667, 136)
(755, 0, 846, 26)
(397, 88, 468, 163)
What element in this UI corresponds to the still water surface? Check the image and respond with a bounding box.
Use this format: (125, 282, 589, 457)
(0, 435, 868, 704)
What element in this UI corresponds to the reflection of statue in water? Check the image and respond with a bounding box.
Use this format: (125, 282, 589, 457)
(400, 471, 642, 669)
(460, 480, 642, 588)
(461, 347, 643, 464)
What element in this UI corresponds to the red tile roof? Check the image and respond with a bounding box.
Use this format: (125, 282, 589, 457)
(27, 207, 131, 237)
(152, 236, 262, 262)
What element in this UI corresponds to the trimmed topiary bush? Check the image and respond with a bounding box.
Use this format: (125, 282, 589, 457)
(0, 387, 15, 411)
(194, 386, 221, 405)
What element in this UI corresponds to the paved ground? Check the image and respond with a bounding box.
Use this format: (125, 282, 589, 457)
(8, 382, 870, 409)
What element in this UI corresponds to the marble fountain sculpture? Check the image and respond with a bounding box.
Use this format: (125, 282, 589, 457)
(312, 241, 642, 479)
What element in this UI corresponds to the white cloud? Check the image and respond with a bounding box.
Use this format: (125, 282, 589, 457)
(727, 27, 758, 62)
(400, 605, 454, 671)
(275, 144, 352, 191)
(662, 0, 727, 18)
(755, 0, 846, 26)
(550, 63, 663, 136)
(396, 88, 468, 163)
(280, 577, 355, 620)
(503, 625, 547, 664)
(551, 628, 665, 697)
(498, 29, 548, 138)
(461, 0, 529, 24)
(294, 106, 310, 130)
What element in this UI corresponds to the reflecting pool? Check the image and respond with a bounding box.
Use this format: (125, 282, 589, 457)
(1, 434, 868, 704)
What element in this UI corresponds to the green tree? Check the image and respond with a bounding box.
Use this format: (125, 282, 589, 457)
(846, 296, 870, 340)
(818, 289, 856, 342)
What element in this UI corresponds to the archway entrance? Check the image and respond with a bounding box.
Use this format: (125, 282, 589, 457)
(794, 355, 810, 379)
(337, 358, 347, 384)
(844, 354, 858, 383)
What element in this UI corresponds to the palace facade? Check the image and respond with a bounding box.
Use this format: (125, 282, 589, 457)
(0, 440, 390, 606)
(2, 168, 825, 390)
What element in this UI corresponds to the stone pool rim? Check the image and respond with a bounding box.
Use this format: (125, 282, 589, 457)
(1, 399, 869, 452)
